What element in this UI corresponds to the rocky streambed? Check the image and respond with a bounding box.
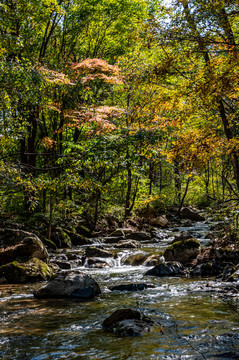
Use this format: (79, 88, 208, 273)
(0, 212, 239, 359)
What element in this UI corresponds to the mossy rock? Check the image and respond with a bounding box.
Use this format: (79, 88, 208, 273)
(0, 236, 49, 266)
(42, 237, 57, 250)
(168, 238, 200, 250)
(0, 258, 55, 284)
(76, 224, 92, 237)
(66, 231, 90, 246)
(216, 248, 239, 265)
(164, 239, 200, 265)
(52, 228, 72, 248)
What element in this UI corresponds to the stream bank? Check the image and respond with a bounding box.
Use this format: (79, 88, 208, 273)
(0, 211, 239, 359)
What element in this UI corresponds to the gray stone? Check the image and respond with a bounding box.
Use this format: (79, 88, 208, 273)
(0, 236, 49, 266)
(34, 271, 101, 299)
(145, 262, 183, 277)
(102, 308, 154, 336)
(85, 247, 113, 258)
(103, 236, 125, 244)
(0, 258, 54, 283)
(149, 215, 169, 228)
(180, 207, 205, 221)
(126, 232, 151, 241)
(164, 239, 200, 264)
(122, 252, 148, 266)
(172, 231, 193, 244)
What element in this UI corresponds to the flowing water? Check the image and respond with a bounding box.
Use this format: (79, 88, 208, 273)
(0, 222, 239, 360)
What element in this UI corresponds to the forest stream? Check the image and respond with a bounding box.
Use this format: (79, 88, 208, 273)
(0, 221, 239, 360)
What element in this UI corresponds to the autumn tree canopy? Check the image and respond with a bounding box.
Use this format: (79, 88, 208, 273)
(1, 0, 239, 231)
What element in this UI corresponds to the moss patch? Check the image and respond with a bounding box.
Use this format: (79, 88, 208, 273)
(0, 258, 55, 284)
(168, 238, 200, 250)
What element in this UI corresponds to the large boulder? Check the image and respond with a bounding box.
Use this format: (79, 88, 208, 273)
(190, 261, 223, 277)
(126, 232, 151, 241)
(103, 236, 125, 244)
(142, 254, 165, 267)
(85, 247, 113, 258)
(65, 230, 90, 246)
(215, 248, 239, 265)
(102, 309, 154, 336)
(164, 239, 200, 265)
(85, 258, 111, 268)
(149, 215, 169, 228)
(122, 252, 149, 266)
(34, 271, 101, 299)
(145, 261, 183, 277)
(180, 207, 205, 221)
(0, 228, 41, 248)
(0, 258, 55, 284)
(0, 236, 49, 266)
(172, 231, 193, 244)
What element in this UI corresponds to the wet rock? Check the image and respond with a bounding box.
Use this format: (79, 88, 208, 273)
(85, 246, 113, 258)
(103, 236, 125, 244)
(0, 258, 55, 283)
(172, 231, 194, 244)
(102, 309, 154, 336)
(65, 230, 89, 246)
(126, 231, 151, 241)
(51, 228, 71, 248)
(109, 283, 155, 292)
(145, 261, 183, 277)
(54, 260, 72, 270)
(34, 271, 101, 299)
(55, 254, 68, 261)
(86, 258, 111, 268)
(115, 240, 141, 249)
(0, 236, 49, 266)
(164, 239, 200, 265)
(75, 224, 92, 238)
(150, 229, 168, 241)
(190, 261, 222, 277)
(180, 207, 205, 221)
(215, 248, 239, 265)
(143, 254, 165, 267)
(149, 215, 169, 228)
(122, 252, 148, 266)
(68, 286, 95, 300)
(66, 252, 79, 261)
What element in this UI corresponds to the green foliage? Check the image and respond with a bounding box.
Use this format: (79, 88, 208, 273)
(1, 0, 239, 234)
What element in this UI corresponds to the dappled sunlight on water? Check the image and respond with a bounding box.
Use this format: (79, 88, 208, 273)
(1, 222, 239, 359)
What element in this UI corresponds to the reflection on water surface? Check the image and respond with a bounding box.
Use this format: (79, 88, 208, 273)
(0, 222, 239, 359)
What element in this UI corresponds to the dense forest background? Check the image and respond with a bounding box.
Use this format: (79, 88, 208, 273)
(1, 0, 239, 238)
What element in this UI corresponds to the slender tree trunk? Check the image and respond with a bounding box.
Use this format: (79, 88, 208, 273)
(178, 178, 190, 215)
(174, 160, 181, 205)
(93, 189, 101, 229)
(125, 162, 132, 218)
(48, 192, 53, 241)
